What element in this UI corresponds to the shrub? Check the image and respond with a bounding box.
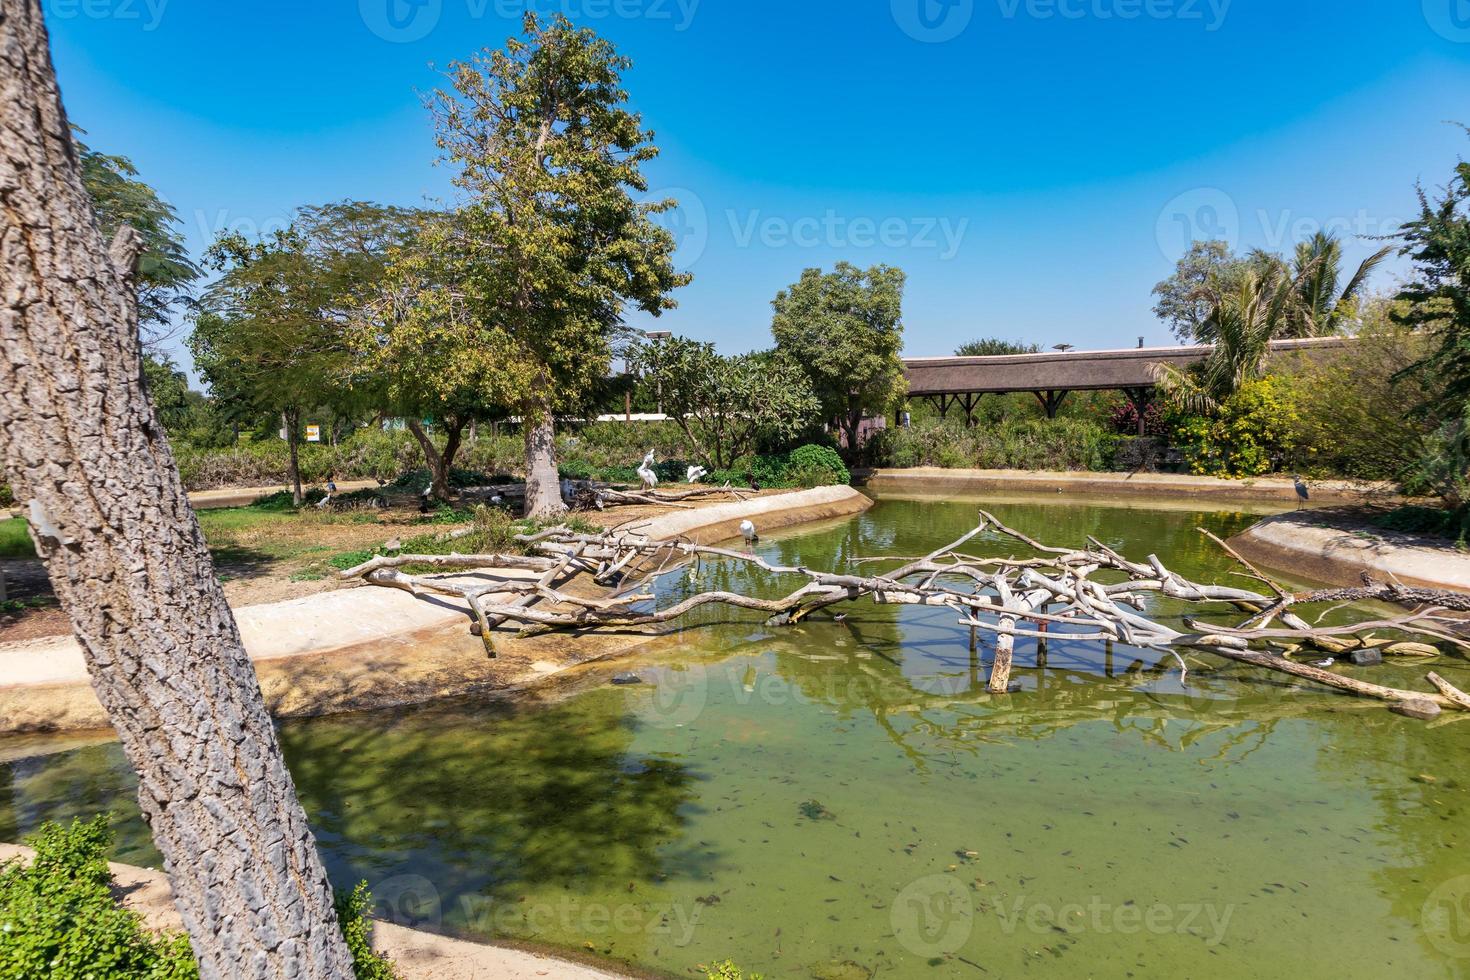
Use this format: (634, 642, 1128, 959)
(0, 815, 198, 979)
(0, 816, 399, 980)
(884, 417, 1116, 472)
(707, 445, 851, 489)
(706, 962, 764, 980)
(1372, 504, 1470, 543)
(1169, 376, 1301, 478)
(785, 444, 850, 487)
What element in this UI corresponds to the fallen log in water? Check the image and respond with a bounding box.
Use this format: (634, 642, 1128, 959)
(339, 511, 1470, 714)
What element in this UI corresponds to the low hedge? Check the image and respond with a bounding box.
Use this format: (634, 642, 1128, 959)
(885, 417, 1118, 472)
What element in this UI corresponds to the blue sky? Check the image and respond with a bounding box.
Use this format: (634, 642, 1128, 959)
(44, 0, 1470, 378)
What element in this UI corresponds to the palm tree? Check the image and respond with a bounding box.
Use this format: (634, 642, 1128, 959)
(1153, 263, 1301, 413)
(1285, 231, 1392, 337)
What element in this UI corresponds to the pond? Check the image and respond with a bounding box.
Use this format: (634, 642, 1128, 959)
(3, 495, 1469, 979)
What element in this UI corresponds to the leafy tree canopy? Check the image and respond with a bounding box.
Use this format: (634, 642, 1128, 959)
(771, 261, 907, 450)
(75, 130, 200, 344)
(954, 338, 1041, 357)
(630, 336, 818, 469)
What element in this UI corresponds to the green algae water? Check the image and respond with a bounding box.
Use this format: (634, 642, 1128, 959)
(5, 495, 1470, 979)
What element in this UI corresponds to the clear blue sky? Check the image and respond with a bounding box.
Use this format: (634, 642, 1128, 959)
(45, 0, 1470, 378)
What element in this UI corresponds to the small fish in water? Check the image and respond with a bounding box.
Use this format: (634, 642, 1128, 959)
(610, 673, 643, 686)
(1312, 659, 1335, 669)
(832, 613, 849, 624)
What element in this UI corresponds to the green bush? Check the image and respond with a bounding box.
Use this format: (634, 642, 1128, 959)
(0, 815, 197, 980)
(707, 445, 851, 489)
(1170, 376, 1300, 478)
(0, 816, 399, 980)
(885, 417, 1117, 471)
(785, 444, 850, 487)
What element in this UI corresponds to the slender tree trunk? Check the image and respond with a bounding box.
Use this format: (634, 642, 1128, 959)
(0, 4, 354, 977)
(523, 396, 565, 519)
(283, 409, 303, 506)
(406, 417, 463, 502)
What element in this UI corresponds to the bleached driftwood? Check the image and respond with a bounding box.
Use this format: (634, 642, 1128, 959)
(339, 511, 1470, 713)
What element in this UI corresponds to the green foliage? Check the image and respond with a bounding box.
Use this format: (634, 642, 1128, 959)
(953, 338, 1040, 357)
(885, 417, 1116, 472)
(393, 11, 690, 485)
(1393, 129, 1470, 507)
(334, 883, 402, 980)
(785, 444, 850, 487)
(707, 444, 850, 490)
(706, 961, 764, 980)
(771, 262, 907, 448)
(0, 815, 198, 980)
(629, 336, 819, 468)
(75, 130, 200, 339)
(0, 817, 399, 980)
(0, 517, 34, 559)
(1281, 314, 1439, 483)
(1152, 240, 1253, 343)
(1169, 376, 1301, 477)
(1286, 232, 1390, 338)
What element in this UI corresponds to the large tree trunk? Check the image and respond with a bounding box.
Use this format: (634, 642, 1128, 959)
(0, 4, 354, 978)
(406, 416, 464, 502)
(523, 397, 565, 519)
(283, 408, 303, 506)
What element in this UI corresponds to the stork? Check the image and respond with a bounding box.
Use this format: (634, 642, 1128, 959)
(740, 520, 758, 544)
(637, 451, 659, 491)
(686, 464, 709, 484)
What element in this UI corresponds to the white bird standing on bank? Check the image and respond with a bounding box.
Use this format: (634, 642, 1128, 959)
(638, 450, 659, 491)
(686, 464, 709, 484)
(740, 520, 758, 544)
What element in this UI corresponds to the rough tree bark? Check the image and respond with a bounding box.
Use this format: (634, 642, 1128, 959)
(0, 3, 354, 977)
(523, 394, 565, 519)
(406, 415, 465, 502)
(282, 408, 303, 506)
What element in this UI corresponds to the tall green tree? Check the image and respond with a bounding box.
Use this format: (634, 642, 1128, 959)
(1152, 241, 1253, 343)
(74, 131, 200, 346)
(193, 202, 415, 503)
(358, 211, 511, 501)
(630, 336, 818, 469)
(1393, 132, 1470, 507)
(412, 14, 689, 517)
(771, 262, 907, 453)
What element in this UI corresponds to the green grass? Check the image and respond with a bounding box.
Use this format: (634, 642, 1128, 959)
(0, 518, 35, 559)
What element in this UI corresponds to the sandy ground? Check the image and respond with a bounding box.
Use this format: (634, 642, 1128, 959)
(0, 842, 627, 980)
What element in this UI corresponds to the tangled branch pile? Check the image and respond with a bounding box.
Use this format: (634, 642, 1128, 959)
(340, 511, 1470, 717)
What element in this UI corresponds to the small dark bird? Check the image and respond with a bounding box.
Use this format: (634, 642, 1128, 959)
(745, 471, 762, 492)
(1293, 475, 1309, 509)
